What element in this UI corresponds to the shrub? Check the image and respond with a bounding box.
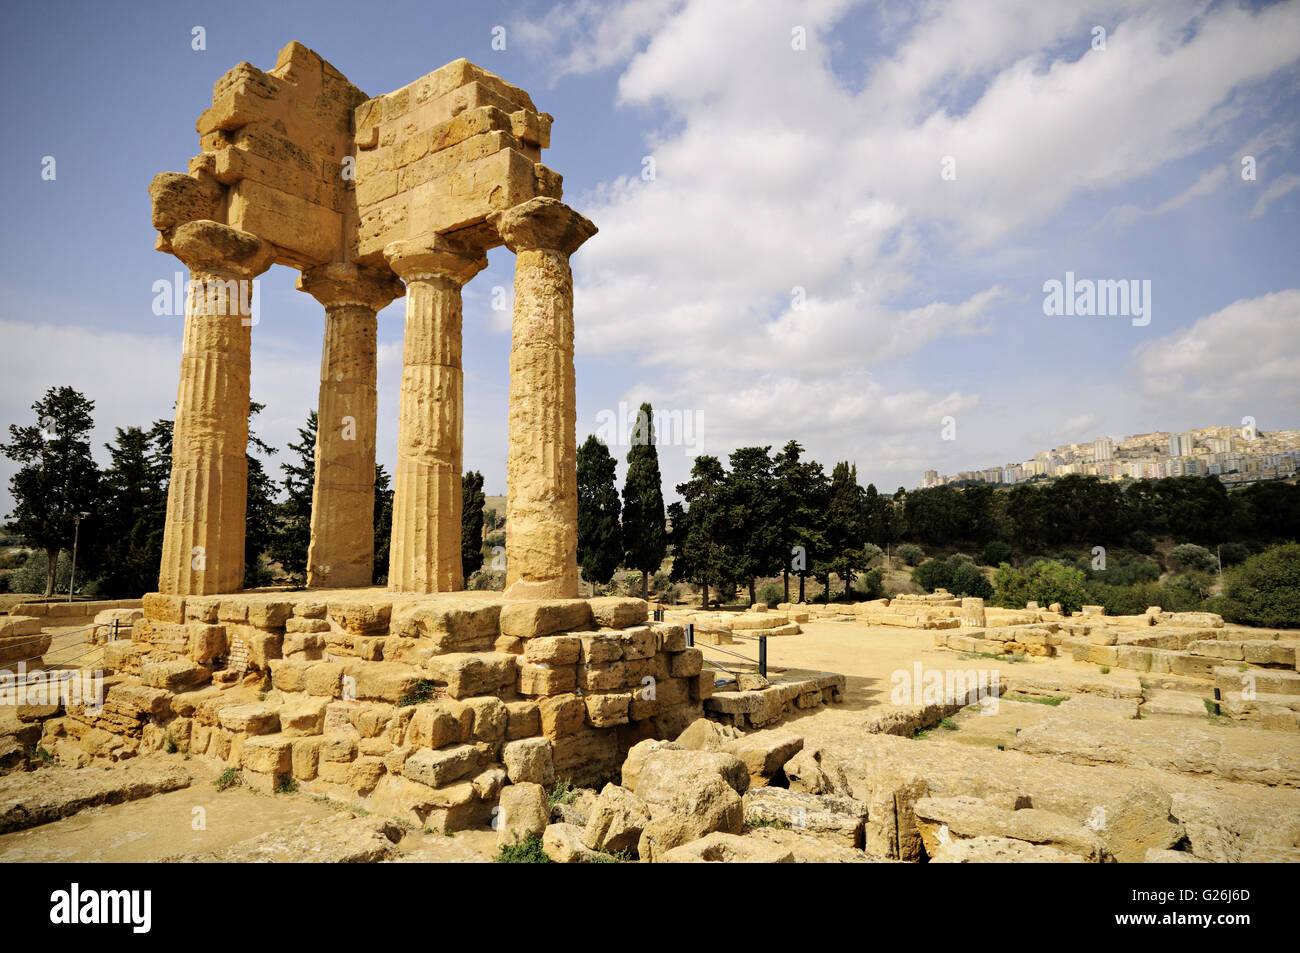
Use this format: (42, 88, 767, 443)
(913, 556, 991, 599)
(1218, 542, 1250, 567)
(1084, 581, 1165, 616)
(495, 832, 551, 863)
(1127, 530, 1155, 555)
(912, 558, 950, 593)
(1168, 543, 1216, 574)
(980, 541, 1013, 567)
(1218, 543, 1300, 628)
(948, 560, 993, 599)
(853, 569, 884, 600)
(756, 583, 783, 608)
(861, 543, 883, 566)
(1162, 572, 1213, 611)
(467, 569, 505, 591)
(993, 560, 1088, 614)
(896, 543, 924, 566)
(9, 550, 73, 596)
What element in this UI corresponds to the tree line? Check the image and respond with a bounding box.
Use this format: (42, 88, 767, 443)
(1, 386, 493, 598)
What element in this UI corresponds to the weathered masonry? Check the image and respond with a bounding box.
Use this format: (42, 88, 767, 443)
(148, 41, 595, 599)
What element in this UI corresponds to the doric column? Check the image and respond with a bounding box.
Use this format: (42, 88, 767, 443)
(383, 237, 488, 593)
(159, 221, 273, 594)
(297, 263, 403, 589)
(489, 198, 597, 600)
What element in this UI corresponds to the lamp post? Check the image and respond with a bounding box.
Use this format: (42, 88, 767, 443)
(68, 511, 89, 602)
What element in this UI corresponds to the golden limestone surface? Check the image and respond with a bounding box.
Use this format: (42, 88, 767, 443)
(147, 41, 593, 598)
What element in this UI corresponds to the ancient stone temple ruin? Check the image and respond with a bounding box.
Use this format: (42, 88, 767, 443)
(147, 41, 594, 600)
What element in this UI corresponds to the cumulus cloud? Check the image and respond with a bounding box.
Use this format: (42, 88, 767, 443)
(1131, 288, 1300, 412)
(518, 0, 1300, 490)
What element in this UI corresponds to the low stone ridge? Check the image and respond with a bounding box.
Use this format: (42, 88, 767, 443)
(914, 795, 1112, 862)
(170, 812, 402, 863)
(0, 762, 191, 834)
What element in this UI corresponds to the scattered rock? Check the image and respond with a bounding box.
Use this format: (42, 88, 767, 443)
(583, 784, 651, 855)
(660, 832, 794, 863)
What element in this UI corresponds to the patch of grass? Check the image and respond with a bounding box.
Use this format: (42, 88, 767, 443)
(957, 651, 1026, 663)
(744, 816, 790, 830)
(33, 745, 54, 765)
(163, 732, 178, 754)
(1099, 666, 1111, 674)
(586, 849, 633, 863)
(495, 832, 551, 863)
(939, 716, 959, 730)
(274, 774, 298, 795)
(1237, 664, 1249, 672)
(257, 691, 267, 702)
(396, 680, 437, 708)
(1005, 693, 1066, 706)
(1202, 698, 1232, 726)
(547, 779, 577, 809)
(213, 767, 242, 792)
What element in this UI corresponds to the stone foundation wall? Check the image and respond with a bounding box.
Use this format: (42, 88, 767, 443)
(39, 592, 715, 830)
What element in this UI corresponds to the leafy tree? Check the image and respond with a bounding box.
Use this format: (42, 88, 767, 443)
(462, 470, 486, 580)
(780, 450, 829, 603)
(1219, 544, 1300, 628)
(1126, 529, 1154, 554)
(244, 403, 277, 589)
(980, 540, 1013, 567)
(269, 410, 316, 582)
(1217, 542, 1250, 567)
(96, 426, 169, 597)
(621, 403, 667, 599)
(576, 436, 623, 590)
(668, 456, 733, 607)
(814, 462, 864, 601)
(992, 559, 1087, 614)
(1168, 543, 1216, 574)
(861, 482, 894, 548)
(912, 554, 992, 599)
(722, 446, 782, 604)
(373, 464, 393, 584)
(905, 485, 963, 546)
(896, 543, 924, 566)
(1, 387, 101, 597)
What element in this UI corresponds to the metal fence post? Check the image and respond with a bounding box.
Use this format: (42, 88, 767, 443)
(686, 623, 694, 648)
(759, 635, 767, 678)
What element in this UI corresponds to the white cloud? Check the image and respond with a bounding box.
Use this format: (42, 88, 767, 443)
(1132, 288, 1300, 411)
(523, 0, 1300, 491)
(1249, 171, 1300, 218)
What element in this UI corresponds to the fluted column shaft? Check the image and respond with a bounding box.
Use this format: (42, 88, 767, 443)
(490, 198, 597, 600)
(159, 222, 272, 594)
(298, 264, 402, 589)
(384, 239, 486, 593)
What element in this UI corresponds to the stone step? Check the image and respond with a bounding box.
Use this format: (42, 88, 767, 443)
(1214, 666, 1300, 699)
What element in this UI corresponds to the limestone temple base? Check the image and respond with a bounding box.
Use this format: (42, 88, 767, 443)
(27, 590, 843, 832)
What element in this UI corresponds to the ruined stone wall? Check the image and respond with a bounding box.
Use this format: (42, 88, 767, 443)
(44, 594, 712, 830)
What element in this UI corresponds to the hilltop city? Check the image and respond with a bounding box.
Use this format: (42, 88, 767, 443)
(922, 425, 1300, 489)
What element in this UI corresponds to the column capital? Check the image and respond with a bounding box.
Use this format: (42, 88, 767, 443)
(488, 197, 597, 256)
(384, 235, 488, 286)
(297, 262, 404, 311)
(169, 220, 274, 279)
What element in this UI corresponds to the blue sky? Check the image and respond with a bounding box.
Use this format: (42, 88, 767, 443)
(2, 0, 1299, 515)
